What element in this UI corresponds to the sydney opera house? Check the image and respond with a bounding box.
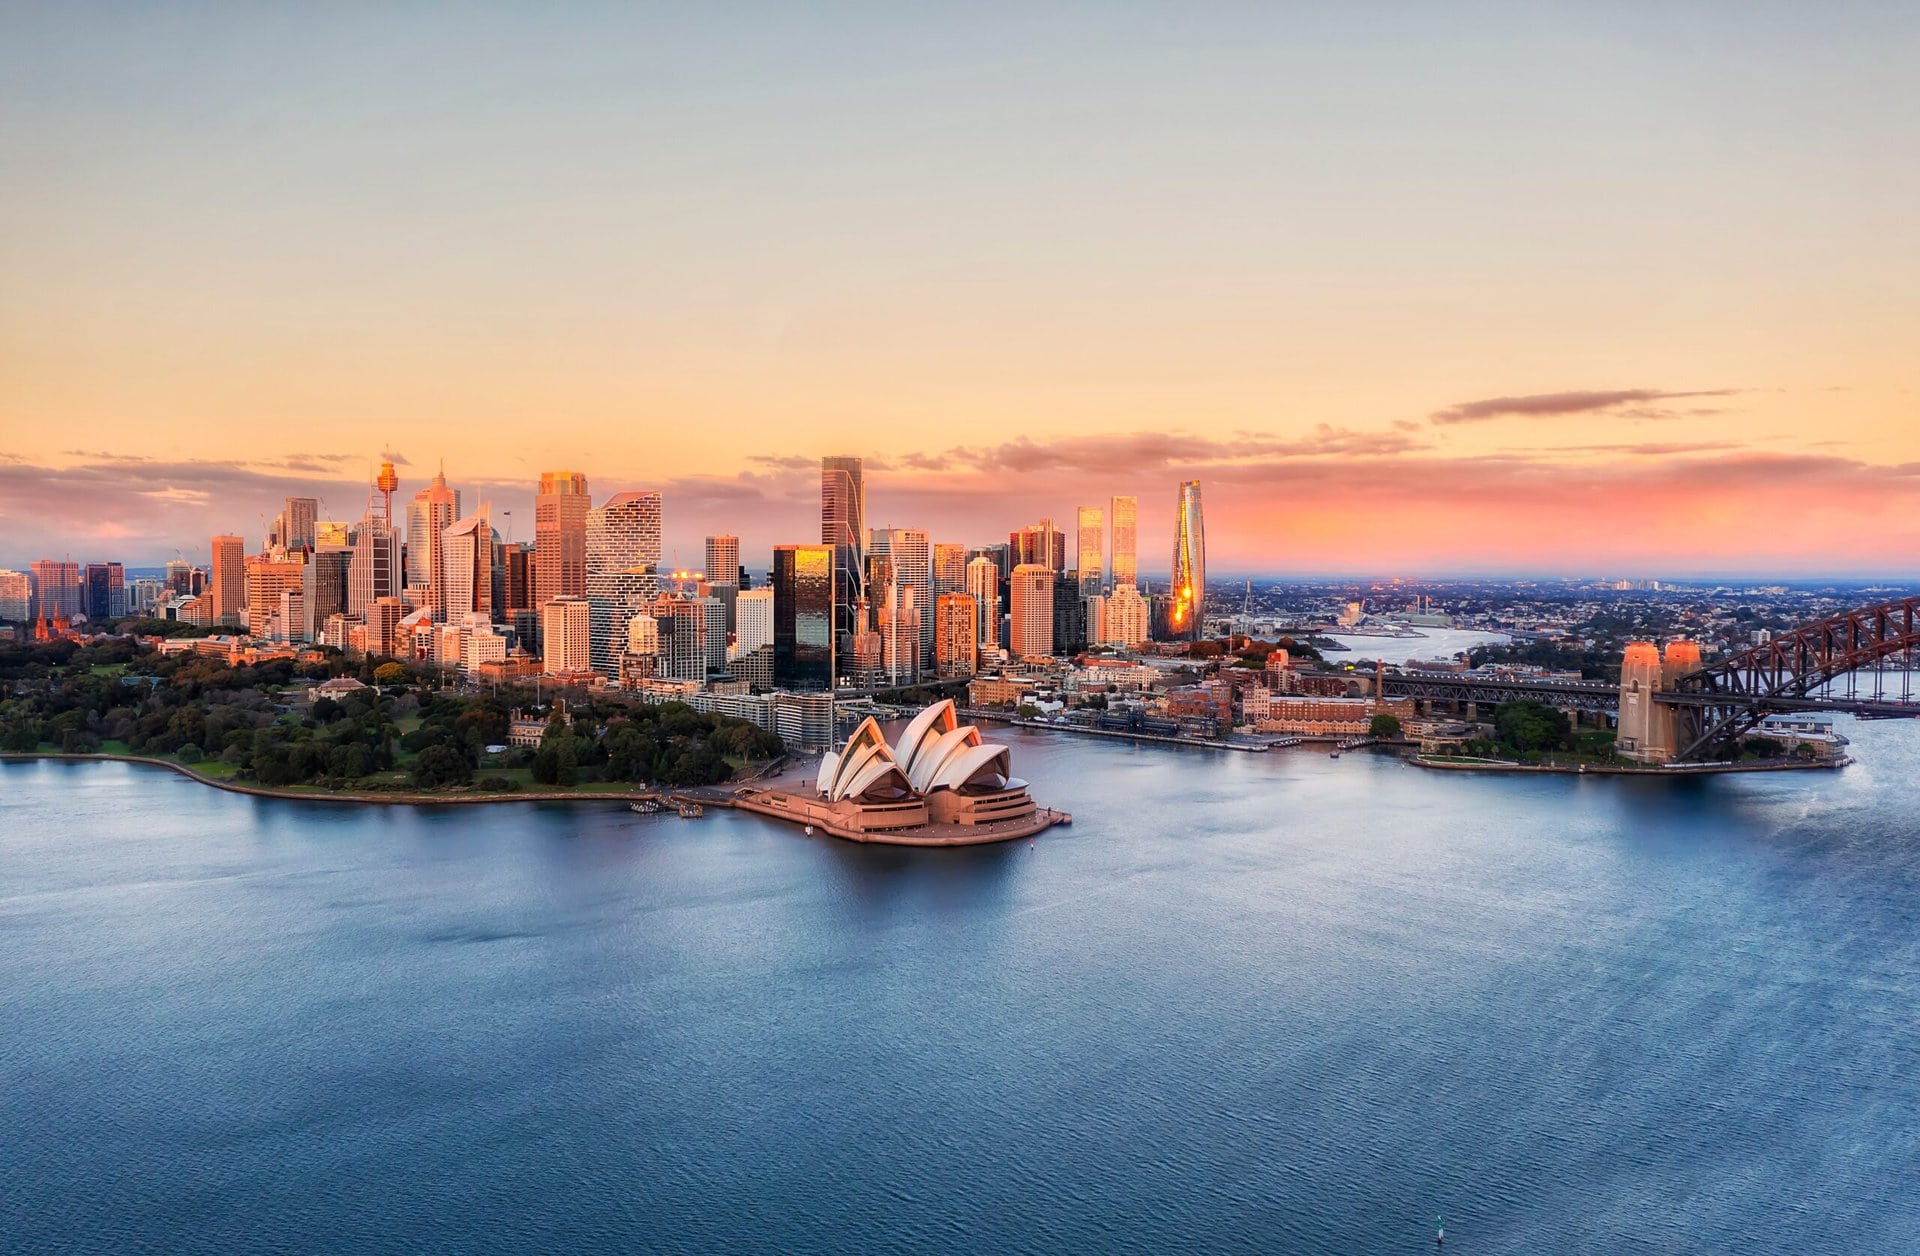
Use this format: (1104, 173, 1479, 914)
(734, 699, 1063, 845)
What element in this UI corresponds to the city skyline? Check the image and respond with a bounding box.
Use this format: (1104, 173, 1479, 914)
(4, 7, 1919, 576)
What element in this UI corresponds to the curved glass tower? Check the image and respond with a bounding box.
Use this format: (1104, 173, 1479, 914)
(1170, 480, 1205, 640)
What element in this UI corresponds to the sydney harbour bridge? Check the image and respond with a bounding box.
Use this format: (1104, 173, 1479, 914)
(1379, 596, 1920, 764)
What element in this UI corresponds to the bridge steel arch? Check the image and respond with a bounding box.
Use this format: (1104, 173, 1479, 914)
(1667, 596, 1920, 761)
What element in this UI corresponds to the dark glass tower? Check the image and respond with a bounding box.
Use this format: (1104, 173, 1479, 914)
(820, 456, 865, 672)
(774, 544, 835, 690)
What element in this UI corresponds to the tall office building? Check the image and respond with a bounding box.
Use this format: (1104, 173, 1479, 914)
(535, 470, 591, 607)
(303, 545, 353, 640)
(0, 570, 31, 621)
(1110, 495, 1138, 591)
(1076, 506, 1104, 596)
(773, 543, 834, 690)
(407, 470, 461, 616)
(1052, 570, 1087, 653)
(1011, 520, 1066, 572)
(586, 491, 662, 676)
(648, 593, 710, 682)
(442, 513, 496, 622)
(1009, 564, 1054, 660)
(540, 597, 593, 675)
(276, 496, 318, 552)
(210, 535, 246, 626)
(821, 456, 865, 662)
(965, 556, 999, 649)
(934, 593, 978, 679)
(1170, 481, 1206, 640)
(348, 473, 401, 619)
(83, 562, 125, 619)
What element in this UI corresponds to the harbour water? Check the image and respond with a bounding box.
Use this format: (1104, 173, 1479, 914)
(1322, 627, 1510, 665)
(6, 722, 1919, 1253)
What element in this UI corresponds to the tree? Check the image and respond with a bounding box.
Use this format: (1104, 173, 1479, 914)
(372, 662, 410, 687)
(1492, 700, 1572, 755)
(1015, 703, 1042, 719)
(410, 743, 472, 789)
(1368, 713, 1402, 739)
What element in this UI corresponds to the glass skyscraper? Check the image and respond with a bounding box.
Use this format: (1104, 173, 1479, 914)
(1170, 481, 1205, 640)
(774, 543, 835, 690)
(820, 456, 865, 667)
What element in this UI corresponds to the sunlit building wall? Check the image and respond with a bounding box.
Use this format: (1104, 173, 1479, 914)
(1076, 506, 1104, 596)
(966, 556, 999, 650)
(1009, 563, 1054, 660)
(1109, 495, 1138, 592)
(535, 470, 591, 607)
(773, 543, 834, 690)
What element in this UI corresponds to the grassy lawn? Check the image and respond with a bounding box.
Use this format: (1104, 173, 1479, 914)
(88, 663, 129, 678)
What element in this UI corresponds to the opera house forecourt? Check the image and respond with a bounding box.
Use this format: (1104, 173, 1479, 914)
(733, 700, 1067, 846)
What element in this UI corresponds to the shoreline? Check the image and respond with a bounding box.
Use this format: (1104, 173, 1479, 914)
(1411, 754, 1850, 776)
(0, 751, 690, 807)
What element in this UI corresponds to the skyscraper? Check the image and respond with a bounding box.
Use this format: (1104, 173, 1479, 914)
(734, 586, 775, 690)
(245, 553, 306, 639)
(585, 491, 662, 676)
(704, 535, 739, 585)
(1009, 564, 1054, 660)
(1011, 520, 1065, 572)
(535, 470, 591, 607)
(277, 496, 318, 552)
(821, 456, 865, 662)
(83, 562, 125, 619)
(773, 543, 834, 690)
(966, 556, 999, 649)
(1109, 495, 1138, 592)
(442, 512, 495, 622)
(27, 560, 81, 622)
(348, 470, 401, 619)
(210, 535, 246, 626)
(1075, 506, 1104, 596)
(540, 597, 593, 674)
(0, 570, 31, 621)
(888, 528, 933, 669)
(1105, 583, 1148, 647)
(934, 592, 978, 679)
(407, 469, 460, 617)
(1170, 480, 1205, 640)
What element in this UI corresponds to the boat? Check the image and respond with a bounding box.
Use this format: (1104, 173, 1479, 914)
(1329, 749, 1342, 759)
(629, 799, 664, 815)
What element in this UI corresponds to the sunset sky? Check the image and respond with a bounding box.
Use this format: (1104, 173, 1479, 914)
(4, 4, 1918, 576)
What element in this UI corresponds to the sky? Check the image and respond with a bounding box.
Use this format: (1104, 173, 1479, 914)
(3, 2, 1918, 577)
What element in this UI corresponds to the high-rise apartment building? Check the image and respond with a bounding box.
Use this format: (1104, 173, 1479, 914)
(1076, 506, 1104, 596)
(887, 528, 933, 669)
(535, 471, 591, 607)
(773, 543, 834, 690)
(585, 491, 662, 676)
(1104, 583, 1149, 647)
(407, 470, 461, 617)
(821, 456, 865, 661)
(733, 586, 775, 691)
(1170, 481, 1206, 640)
(648, 593, 710, 682)
(0, 570, 32, 621)
(934, 592, 978, 679)
(540, 597, 593, 675)
(965, 556, 999, 649)
(1009, 564, 1054, 660)
(704, 535, 739, 585)
(210, 535, 246, 626)
(1110, 495, 1138, 591)
(1011, 520, 1065, 572)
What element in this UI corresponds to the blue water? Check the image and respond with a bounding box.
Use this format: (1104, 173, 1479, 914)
(5, 726, 1919, 1253)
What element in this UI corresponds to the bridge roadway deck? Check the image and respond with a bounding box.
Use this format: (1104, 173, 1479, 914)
(1382, 673, 1920, 720)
